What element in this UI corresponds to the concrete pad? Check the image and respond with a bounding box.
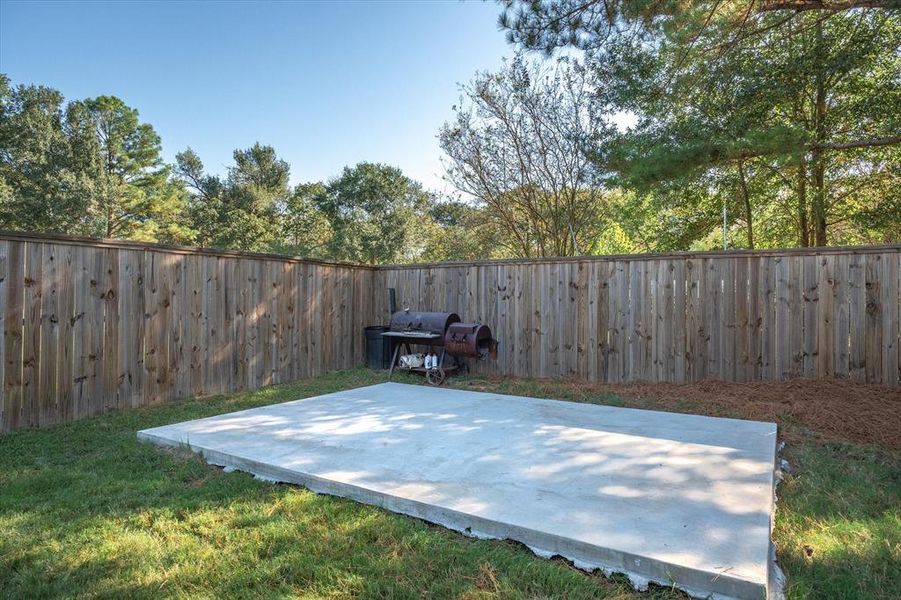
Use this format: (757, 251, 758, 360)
(138, 382, 778, 599)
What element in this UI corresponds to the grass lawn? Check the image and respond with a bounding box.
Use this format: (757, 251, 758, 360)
(1, 369, 898, 599)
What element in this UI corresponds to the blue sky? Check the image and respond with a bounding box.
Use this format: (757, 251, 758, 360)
(0, 0, 512, 193)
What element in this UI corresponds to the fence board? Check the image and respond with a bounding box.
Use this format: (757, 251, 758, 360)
(171, 253, 187, 402)
(848, 254, 867, 381)
(817, 255, 835, 378)
(118, 249, 144, 407)
(612, 261, 629, 382)
(789, 257, 805, 377)
(23, 242, 42, 428)
(722, 257, 736, 381)
(197, 255, 212, 395)
(372, 247, 900, 388)
(745, 257, 761, 382)
(684, 259, 701, 381)
(101, 248, 119, 412)
(0, 241, 6, 430)
(0, 242, 5, 429)
(628, 261, 640, 381)
(759, 257, 775, 380)
(56, 246, 74, 421)
(279, 262, 292, 379)
(529, 262, 541, 378)
(865, 254, 883, 383)
(881, 254, 898, 385)
(1, 232, 898, 433)
(705, 258, 723, 379)
(734, 257, 750, 382)
(833, 254, 850, 378)
(2, 241, 23, 432)
(801, 254, 819, 378)
(260, 260, 274, 387)
(71, 247, 92, 416)
(225, 258, 237, 389)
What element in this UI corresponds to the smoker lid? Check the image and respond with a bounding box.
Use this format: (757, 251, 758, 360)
(389, 310, 461, 335)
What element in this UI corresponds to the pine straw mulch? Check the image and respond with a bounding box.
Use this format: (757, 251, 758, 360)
(459, 376, 901, 451)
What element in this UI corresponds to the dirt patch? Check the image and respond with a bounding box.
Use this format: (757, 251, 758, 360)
(459, 377, 901, 451)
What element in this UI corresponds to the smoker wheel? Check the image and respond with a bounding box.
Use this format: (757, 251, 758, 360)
(426, 368, 446, 386)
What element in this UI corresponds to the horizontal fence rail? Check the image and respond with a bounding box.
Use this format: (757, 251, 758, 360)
(374, 249, 900, 386)
(1, 231, 899, 432)
(1, 235, 374, 433)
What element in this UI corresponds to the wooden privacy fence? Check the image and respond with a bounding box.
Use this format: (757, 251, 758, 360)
(374, 247, 900, 386)
(1, 232, 375, 433)
(1, 231, 899, 432)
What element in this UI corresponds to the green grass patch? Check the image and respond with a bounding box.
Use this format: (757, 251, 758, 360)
(774, 444, 900, 599)
(1, 368, 898, 598)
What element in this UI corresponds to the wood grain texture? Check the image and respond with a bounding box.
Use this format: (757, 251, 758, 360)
(0, 241, 7, 430)
(1, 233, 898, 433)
(2, 241, 24, 432)
(0, 238, 369, 432)
(369, 248, 900, 388)
(22, 242, 43, 428)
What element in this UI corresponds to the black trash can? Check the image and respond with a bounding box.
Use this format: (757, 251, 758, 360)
(364, 326, 391, 369)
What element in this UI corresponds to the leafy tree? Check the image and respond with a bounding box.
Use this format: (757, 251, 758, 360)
(499, 0, 898, 55)
(0, 75, 92, 233)
(602, 9, 900, 247)
(420, 198, 504, 261)
(440, 56, 613, 257)
(499, 2, 901, 248)
(1, 75, 191, 241)
(316, 162, 430, 264)
(173, 147, 222, 246)
(275, 181, 332, 257)
(176, 143, 289, 251)
(70, 95, 187, 240)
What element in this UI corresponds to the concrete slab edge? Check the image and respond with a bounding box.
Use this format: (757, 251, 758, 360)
(768, 443, 788, 600)
(138, 430, 767, 600)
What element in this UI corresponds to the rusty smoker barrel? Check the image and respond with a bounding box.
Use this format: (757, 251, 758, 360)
(389, 310, 460, 335)
(444, 322, 494, 358)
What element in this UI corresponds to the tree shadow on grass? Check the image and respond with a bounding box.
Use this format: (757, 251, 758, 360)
(0, 388, 683, 600)
(3, 371, 896, 600)
(774, 442, 901, 600)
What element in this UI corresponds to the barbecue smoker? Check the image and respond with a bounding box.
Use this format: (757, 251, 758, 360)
(383, 297, 497, 385)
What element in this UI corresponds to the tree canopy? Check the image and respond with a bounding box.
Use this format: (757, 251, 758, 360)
(441, 57, 615, 257)
(497, 0, 900, 249)
(315, 162, 431, 264)
(176, 143, 291, 251)
(1, 0, 898, 263)
(0, 76, 189, 241)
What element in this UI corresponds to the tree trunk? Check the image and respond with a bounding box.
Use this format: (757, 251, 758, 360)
(737, 160, 753, 249)
(797, 154, 809, 247)
(811, 152, 827, 246)
(105, 119, 116, 239)
(811, 19, 829, 247)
